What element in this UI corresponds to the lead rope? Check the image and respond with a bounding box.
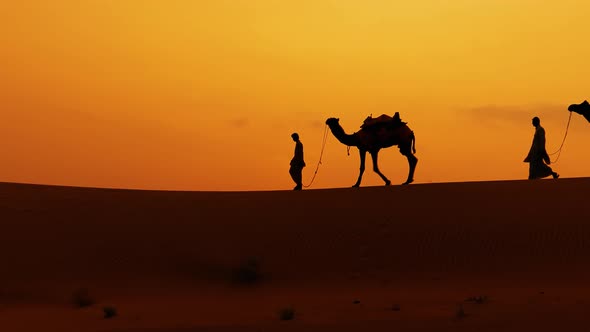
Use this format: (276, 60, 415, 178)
(303, 124, 329, 188)
(548, 111, 573, 164)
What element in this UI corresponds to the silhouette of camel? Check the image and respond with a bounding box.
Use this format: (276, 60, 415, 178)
(568, 100, 590, 123)
(326, 116, 417, 187)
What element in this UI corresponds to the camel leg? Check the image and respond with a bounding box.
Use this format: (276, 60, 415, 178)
(353, 149, 366, 187)
(370, 151, 391, 186)
(402, 152, 418, 185)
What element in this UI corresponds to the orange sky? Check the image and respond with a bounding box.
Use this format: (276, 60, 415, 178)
(2, 1, 589, 191)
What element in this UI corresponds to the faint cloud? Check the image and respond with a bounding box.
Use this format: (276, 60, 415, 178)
(228, 118, 249, 128)
(308, 120, 324, 129)
(460, 104, 570, 128)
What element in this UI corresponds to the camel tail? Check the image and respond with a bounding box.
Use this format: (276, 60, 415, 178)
(411, 131, 416, 154)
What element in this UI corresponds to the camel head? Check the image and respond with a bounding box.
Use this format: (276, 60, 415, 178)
(568, 100, 590, 115)
(326, 118, 340, 126)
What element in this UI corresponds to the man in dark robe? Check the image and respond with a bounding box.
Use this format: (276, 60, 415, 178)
(524, 117, 559, 180)
(289, 133, 305, 190)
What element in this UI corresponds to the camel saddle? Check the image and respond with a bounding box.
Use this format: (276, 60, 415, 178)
(360, 112, 406, 129)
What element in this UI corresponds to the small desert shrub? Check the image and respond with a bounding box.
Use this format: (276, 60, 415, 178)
(103, 306, 117, 319)
(454, 304, 466, 320)
(278, 307, 295, 321)
(72, 288, 95, 308)
(466, 295, 488, 304)
(231, 258, 262, 285)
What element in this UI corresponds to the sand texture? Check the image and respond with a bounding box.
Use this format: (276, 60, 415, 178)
(1, 178, 590, 331)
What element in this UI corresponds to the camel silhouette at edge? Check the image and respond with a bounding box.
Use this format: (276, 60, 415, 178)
(568, 100, 590, 123)
(326, 115, 418, 187)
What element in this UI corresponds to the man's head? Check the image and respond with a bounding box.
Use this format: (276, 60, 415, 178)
(291, 133, 299, 142)
(532, 117, 540, 127)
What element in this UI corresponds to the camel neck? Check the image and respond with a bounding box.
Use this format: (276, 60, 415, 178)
(328, 123, 358, 146)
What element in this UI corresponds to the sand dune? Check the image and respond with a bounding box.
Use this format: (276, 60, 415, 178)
(1, 178, 590, 331)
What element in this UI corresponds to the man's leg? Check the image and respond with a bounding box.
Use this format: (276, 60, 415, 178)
(289, 166, 297, 186)
(294, 166, 303, 190)
(550, 165, 559, 179)
(544, 164, 558, 179)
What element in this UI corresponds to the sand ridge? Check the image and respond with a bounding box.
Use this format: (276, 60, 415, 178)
(1, 178, 590, 331)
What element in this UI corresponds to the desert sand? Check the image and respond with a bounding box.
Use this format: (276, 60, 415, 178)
(1, 178, 590, 331)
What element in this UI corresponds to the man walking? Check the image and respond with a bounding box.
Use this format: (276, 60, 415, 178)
(289, 133, 305, 190)
(524, 117, 559, 180)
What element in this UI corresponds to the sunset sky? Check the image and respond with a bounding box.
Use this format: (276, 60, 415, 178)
(2, 1, 589, 191)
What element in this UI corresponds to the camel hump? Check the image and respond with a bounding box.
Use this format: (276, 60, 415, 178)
(361, 112, 405, 129)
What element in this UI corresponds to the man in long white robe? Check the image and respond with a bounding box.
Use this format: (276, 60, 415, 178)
(524, 117, 559, 180)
